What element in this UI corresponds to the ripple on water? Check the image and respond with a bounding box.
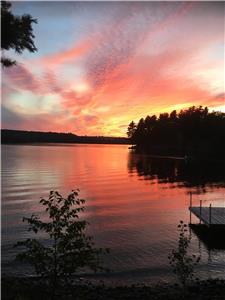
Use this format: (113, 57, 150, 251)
(1, 144, 225, 283)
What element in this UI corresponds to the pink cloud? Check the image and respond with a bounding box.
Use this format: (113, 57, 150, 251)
(43, 71, 63, 94)
(4, 64, 43, 93)
(39, 39, 92, 66)
(61, 90, 91, 106)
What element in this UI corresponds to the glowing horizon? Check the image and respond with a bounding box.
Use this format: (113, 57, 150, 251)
(2, 2, 224, 137)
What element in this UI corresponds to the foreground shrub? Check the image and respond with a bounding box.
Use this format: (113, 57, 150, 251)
(15, 190, 108, 294)
(168, 221, 200, 287)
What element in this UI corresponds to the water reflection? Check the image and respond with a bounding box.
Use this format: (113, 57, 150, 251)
(190, 225, 225, 250)
(128, 153, 225, 191)
(2, 144, 225, 282)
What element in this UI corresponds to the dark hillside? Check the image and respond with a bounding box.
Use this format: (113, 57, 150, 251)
(1, 129, 129, 145)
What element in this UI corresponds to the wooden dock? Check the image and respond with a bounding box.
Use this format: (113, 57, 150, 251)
(189, 206, 225, 226)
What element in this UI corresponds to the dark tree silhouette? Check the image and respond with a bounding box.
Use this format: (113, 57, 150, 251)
(127, 121, 137, 144)
(127, 106, 225, 160)
(133, 118, 146, 146)
(1, 1, 37, 67)
(170, 110, 177, 121)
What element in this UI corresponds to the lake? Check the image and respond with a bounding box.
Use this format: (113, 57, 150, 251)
(2, 144, 225, 284)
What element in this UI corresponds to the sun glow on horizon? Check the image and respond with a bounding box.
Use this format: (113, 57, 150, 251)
(209, 105, 225, 113)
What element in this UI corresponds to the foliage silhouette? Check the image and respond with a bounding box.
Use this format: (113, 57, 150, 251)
(15, 190, 109, 295)
(168, 221, 200, 287)
(128, 106, 225, 160)
(1, 1, 37, 67)
(127, 121, 137, 141)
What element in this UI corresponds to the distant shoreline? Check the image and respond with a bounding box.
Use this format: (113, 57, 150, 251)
(1, 129, 130, 145)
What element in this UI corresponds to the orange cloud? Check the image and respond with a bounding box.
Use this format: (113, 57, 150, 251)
(39, 39, 92, 66)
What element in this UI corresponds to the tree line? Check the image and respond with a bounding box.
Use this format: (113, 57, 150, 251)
(127, 106, 225, 160)
(1, 129, 129, 145)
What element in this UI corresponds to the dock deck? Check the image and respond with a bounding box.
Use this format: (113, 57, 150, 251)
(189, 206, 225, 226)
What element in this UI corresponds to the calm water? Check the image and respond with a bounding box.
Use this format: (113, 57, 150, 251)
(2, 144, 225, 284)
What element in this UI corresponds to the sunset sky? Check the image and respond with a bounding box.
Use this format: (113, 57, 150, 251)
(2, 1, 224, 136)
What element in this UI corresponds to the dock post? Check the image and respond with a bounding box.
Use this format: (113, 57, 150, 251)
(209, 204, 212, 225)
(189, 192, 192, 224)
(200, 200, 202, 224)
(189, 192, 192, 208)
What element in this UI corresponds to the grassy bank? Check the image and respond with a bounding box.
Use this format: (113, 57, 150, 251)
(2, 277, 225, 300)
